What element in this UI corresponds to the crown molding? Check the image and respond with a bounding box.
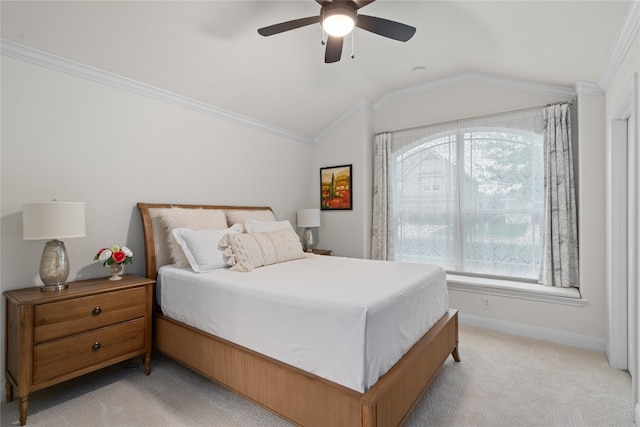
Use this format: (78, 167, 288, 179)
(374, 72, 576, 112)
(0, 39, 313, 145)
(575, 81, 605, 96)
(598, 0, 640, 92)
(4, 38, 610, 147)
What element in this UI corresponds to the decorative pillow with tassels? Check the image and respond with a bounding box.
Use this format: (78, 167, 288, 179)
(220, 228, 307, 272)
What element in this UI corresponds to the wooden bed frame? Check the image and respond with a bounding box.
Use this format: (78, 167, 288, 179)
(137, 202, 460, 427)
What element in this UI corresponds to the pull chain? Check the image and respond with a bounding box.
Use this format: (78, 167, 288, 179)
(351, 31, 355, 59)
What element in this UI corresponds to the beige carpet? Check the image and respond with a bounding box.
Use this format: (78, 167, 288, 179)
(1, 325, 632, 427)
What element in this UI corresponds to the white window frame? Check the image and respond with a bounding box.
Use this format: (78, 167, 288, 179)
(392, 115, 545, 282)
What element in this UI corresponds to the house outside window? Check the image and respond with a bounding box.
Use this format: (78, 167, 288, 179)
(393, 121, 544, 280)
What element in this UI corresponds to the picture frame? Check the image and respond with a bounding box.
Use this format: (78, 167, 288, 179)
(320, 164, 352, 210)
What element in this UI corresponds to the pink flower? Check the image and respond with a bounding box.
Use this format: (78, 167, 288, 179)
(111, 250, 126, 264)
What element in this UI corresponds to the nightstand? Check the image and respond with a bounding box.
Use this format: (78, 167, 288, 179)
(4, 274, 154, 426)
(311, 249, 332, 256)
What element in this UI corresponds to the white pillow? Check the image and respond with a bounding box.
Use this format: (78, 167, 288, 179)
(172, 224, 243, 273)
(220, 228, 306, 272)
(245, 219, 294, 234)
(160, 207, 228, 267)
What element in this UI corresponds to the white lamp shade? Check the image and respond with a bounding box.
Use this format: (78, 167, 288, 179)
(322, 5, 356, 37)
(297, 209, 321, 228)
(23, 202, 86, 240)
(323, 15, 355, 37)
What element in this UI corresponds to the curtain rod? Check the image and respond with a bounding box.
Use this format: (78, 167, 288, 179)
(376, 101, 573, 136)
(546, 100, 574, 107)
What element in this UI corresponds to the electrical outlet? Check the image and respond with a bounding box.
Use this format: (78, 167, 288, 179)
(482, 297, 491, 309)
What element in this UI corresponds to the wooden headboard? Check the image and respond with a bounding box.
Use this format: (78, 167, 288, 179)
(136, 203, 273, 280)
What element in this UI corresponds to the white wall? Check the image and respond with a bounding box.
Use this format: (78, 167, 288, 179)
(0, 57, 312, 400)
(309, 107, 373, 258)
(574, 94, 608, 338)
(1, 56, 312, 285)
(374, 82, 563, 132)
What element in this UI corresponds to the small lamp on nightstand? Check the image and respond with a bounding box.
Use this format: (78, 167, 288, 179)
(23, 201, 86, 291)
(296, 208, 320, 252)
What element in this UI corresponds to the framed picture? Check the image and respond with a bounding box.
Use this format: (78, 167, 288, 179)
(320, 164, 352, 210)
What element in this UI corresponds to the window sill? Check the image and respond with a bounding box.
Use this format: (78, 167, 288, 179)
(447, 274, 585, 307)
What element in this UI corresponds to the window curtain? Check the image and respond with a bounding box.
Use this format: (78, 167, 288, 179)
(539, 103, 579, 288)
(371, 132, 393, 260)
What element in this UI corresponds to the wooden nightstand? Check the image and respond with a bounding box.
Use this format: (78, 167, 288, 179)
(311, 249, 332, 256)
(4, 274, 155, 426)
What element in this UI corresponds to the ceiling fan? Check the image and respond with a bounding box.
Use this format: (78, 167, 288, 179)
(257, 0, 416, 63)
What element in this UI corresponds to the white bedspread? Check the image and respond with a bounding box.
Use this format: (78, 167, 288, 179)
(158, 255, 448, 393)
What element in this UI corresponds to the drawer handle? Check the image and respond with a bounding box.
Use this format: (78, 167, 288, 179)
(92, 342, 101, 351)
(92, 307, 102, 316)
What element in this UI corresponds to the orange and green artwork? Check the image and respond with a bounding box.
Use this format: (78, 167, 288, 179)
(320, 164, 352, 210)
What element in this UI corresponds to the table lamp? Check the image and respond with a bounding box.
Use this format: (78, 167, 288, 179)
(23, 201, 86, 291)
(296, 208, 320, 252)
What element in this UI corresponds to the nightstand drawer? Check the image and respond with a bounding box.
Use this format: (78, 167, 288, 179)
(33, 317, 145, 384)
(34, 287, 147, 343)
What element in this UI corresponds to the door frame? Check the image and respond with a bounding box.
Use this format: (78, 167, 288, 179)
(608, 73, 638, 416)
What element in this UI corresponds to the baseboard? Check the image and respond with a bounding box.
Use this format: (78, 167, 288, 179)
(459, 313, 607, 352)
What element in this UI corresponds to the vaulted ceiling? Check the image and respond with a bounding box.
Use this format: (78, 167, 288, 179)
(1, 1, 631, 142)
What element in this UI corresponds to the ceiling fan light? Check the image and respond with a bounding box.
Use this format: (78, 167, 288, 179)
(323, 7, 356, 37)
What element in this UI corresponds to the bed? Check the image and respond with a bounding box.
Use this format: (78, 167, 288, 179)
(137, 202, 460, 427)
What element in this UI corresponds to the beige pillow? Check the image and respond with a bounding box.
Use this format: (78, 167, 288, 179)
(225, 209, 276, 231)
(245, 219, 293, 233)
(220, 228, 306, 272)
(160, 207, 228, 267)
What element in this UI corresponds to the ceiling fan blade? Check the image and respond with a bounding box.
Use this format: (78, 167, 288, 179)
(258, 16, 320, 36)
(325, 35, 343, 63)
(356, 14, 416, 42)
(321, 0, 369, 7)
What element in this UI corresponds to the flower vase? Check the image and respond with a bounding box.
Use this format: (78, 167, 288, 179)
(108, 263, 123, 281)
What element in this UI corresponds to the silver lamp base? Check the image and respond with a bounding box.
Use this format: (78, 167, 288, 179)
(41, 283, 69, 292)
(302, 227, 314, 252)
(39, 239, 70, 292)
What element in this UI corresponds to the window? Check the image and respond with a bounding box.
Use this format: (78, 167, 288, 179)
(391, 110, 544, 280)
